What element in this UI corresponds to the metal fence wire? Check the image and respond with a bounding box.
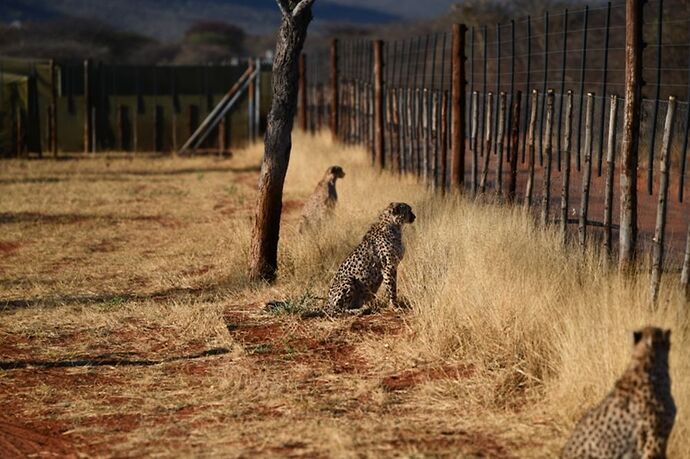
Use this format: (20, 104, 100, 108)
(299, 0, 690, 299)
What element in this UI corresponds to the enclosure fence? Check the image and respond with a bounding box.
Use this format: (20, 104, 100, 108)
(0, 57, 271, 156)
(299, 0, 690, 302)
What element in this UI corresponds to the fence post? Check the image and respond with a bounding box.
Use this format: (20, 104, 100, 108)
(508, 90, 522, 202)
(524, 90, 539, 208)
(49, 59, 58, 156)
(451, 24, 468, 191)
(471, 91, 479, 194)
(298, 53, 307, 132)
(620, 0, 643, 271)
(650, 96, 677, 304)
(604, 95, 619, 253)
(392, 89, 402, 174)
(479, 92, 493, 193)
(373, 40, 385, 170)
(248, 59, 257, 141)
(541, 89, 555, 226)
(440, 90, 449, 194)
(496, 92, 507, 195)
(579, 93, 595, 248)
(83, 59, 92, 154)
(118, 104, 127, 151)
(330, 39, 339, 141)
(560, 91, 574, 242)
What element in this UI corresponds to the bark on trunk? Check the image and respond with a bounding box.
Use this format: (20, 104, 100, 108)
(249, 0, 314, 282)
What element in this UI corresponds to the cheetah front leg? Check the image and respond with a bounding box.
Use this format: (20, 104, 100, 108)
(381, 261, 398, 309)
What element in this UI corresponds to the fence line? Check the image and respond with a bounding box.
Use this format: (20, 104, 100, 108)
(300, 0, 690, 304)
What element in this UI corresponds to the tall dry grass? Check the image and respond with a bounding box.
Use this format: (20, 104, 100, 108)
(1, 131, 688, 455)
(276, 131, 690, 455)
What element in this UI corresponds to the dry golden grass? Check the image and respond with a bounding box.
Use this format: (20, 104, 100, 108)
(0, 131, 688, 457)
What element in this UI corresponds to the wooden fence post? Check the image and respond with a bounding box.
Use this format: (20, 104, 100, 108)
(83, 59, 92, 154)
(471, 91, 479, 195)
(298, 53, 307, 132)
(49, 59, 58, 156)
(496, 92, 507, 195)
(604, 95, 619, 253)
(431, 91, 439, 187)
(330, 39, 339, 141)
(650, 96, 677, 304)
(451, 24, 468, 190)
(560, 91, 574, 242)
(392, 89, 401, 174)
(578, 93, 595, 248)
(373, 40, 384, 170)
(620, 0, 644, 271)
(541, 89, 555, 225)
(248, 59, 257, 141)
(508, 90, 522, 203)
(440, 90, 449, 194)
(524, 90, 539, 208)
(118, 104, 127, 151)
(480, 92, 494, 193)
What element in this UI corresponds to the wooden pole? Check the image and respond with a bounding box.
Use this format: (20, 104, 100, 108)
(471, 91, 479, 195)
(440, 90, 449, 194)
(604, 95, 619, 253)
(578, 93, 595, 248)
(330, 39, 339, 141)
(373, 40, 384, 169)
(83, 59, 92, 154)
(49, 59, 58, 156)
(392, 89, 401, 174)
(422, 89, 430, 183)
(249, 59, 257, 140)
(479, 92, 493, 193)
(431, 91, 439, 187)
(118, 104, 127, 150)
(496, 92, 507, 195)
(650, 96, 677, 304)
(218, 115, 226, 155)
(541, 90, 555, 225)
(524, 90, 539, 208)
(560, 91, 574, 242)
(508, 90, 522, 202)
(620, 0, 643, 271)
(451, 24, 468, 190)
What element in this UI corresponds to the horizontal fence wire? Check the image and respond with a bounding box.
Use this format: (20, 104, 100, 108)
(299, 0, 690, 269)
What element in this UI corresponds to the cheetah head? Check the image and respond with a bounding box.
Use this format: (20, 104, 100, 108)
(632, 326, 671, 361)
(327, 166, 345, 180)
(380, 202, 416, 225)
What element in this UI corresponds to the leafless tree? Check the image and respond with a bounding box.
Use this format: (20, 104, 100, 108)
(249, 0, 315, 282)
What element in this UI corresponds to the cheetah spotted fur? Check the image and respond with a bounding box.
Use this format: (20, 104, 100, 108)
(562, 326, 676, 459)
(325, 202, 415, 315)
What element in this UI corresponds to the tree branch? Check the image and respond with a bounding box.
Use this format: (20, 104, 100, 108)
(275, 0, 291, 20)
(291, 0, 315, 18)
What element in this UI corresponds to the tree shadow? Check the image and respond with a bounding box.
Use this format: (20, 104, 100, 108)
(0, 285, 222, 312)
(0, 347, 230, 370)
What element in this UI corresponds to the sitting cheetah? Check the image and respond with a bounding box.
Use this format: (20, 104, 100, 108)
(298, 165, 345, 233)
(324, 202, 415, 315)
(561, 326, 676, 459)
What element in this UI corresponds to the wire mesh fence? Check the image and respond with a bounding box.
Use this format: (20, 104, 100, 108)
(300, 0, 690, 299)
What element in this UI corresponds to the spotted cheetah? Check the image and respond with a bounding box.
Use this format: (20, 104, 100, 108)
(324, 202, 415, 315)
(561, 326, 676, 459)
(298, 165, 345, 233)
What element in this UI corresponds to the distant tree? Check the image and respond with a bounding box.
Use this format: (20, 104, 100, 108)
(249, 0, 315, 283)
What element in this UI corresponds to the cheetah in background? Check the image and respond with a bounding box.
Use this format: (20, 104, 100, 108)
(298, 165, 345, 233)
(324, 202, 415, 315)
(561, 326, 676, 459)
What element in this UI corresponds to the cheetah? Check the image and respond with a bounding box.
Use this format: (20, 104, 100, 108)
(561, 326, 676, 459)
(298, 165, 345, 233)
(324, 202, 415, 315)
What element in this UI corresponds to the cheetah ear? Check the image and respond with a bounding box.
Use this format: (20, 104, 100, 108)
(633, 330, 643, 344)
(664, 329, 671, 342)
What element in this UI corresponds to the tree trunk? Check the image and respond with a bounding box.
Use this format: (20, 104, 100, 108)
(249, 1, 314, 282)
